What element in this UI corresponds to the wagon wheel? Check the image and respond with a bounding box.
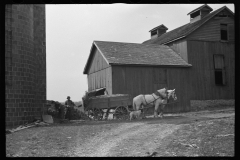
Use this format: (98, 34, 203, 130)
(93, 108, 103, 120)
(87, 109, 94, 120)
(114, 106, 129, 120)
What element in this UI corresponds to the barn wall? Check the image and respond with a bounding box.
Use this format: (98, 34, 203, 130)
(187, 40, 235, 100)
(87, 48, 112, 94)
(88, 48, 109, 74)
(168, 39, 188, 63)
(187, 9, 234, 42)
(166, 68, 191, 112)
(87, 67, 112, 94)
(112, 66, 167, 96)
(112, 65, 191, 113)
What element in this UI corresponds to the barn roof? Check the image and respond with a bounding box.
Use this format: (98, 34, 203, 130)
(187, 4, 213, 15)
(149, 24, 168, 32)
(143, 6, 234, 45)
(83, 41, 192, 74)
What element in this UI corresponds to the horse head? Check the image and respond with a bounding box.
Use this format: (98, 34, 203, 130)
(167, 89, 177, 101)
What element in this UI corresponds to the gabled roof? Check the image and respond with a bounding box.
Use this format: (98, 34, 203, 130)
(187, 4, 213, 15)
(143, 6, 234, 45)
(149, 24, 168, 32)
(83, 41, 192, 74)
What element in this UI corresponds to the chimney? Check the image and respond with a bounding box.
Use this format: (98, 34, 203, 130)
(149, 24, 168, 39)
(187, 4, 213, 23)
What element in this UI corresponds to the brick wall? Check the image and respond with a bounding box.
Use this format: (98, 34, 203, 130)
(5, 4, 46, 127)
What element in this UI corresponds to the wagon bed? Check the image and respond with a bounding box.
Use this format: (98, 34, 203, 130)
(85, 94, 132, 120)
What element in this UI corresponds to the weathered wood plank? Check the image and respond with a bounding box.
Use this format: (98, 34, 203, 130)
(187, 40, 234, 100)
(188, 14, 234, 42)
(111, 65, 191, 113)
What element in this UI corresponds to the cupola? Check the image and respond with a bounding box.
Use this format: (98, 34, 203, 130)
(149, 24, 168, 39)
(187, 4, 213, 23)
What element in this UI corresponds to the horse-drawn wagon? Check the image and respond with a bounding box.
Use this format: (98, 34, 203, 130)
(83, 93, 133, 120)
(82, 87, 178, 121)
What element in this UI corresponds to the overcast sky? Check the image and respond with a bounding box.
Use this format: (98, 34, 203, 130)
(46, 4, 234, 102)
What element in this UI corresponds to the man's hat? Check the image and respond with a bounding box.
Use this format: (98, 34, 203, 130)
(67, 96, 70, 99)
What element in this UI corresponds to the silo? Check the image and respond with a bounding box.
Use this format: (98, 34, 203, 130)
(5, 4, 46, 127)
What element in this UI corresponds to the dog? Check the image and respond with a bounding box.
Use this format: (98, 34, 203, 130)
(129, 110, 142, 121)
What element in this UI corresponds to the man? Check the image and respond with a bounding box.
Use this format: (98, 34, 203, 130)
(65, 96, 75, 106)
(64, 96, 75, 120)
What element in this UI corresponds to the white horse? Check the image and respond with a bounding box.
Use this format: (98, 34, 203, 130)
(132, 88, 177, 118)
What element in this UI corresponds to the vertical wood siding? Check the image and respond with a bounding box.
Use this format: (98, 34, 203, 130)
(112, 66, 191, 113)
(188, 10, 234, 42)
(187, 40, 235, 100)
(87, 48, 112, 94)
(168, 39, 188, 62)
(88, 48, 109, 74)
(166, 68, 191, 112)
(87, 67, 112, 94)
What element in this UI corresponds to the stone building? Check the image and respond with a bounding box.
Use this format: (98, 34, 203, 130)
(5, 4, 46, 127)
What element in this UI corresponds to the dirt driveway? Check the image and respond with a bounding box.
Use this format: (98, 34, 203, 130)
(6, 108, 235, 157)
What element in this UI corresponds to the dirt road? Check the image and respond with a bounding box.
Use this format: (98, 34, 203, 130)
(74, 108, 234, 157)
(6, 108, 235, 157)
(75, 122, 181, 157)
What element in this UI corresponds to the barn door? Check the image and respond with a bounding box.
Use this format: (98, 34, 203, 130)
(152, 68, 168, 90)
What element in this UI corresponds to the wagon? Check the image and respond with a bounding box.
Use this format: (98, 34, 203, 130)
(84, 94, 133, 120)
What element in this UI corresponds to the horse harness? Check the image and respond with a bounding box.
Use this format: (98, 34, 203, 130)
(143, 91, 169, 106)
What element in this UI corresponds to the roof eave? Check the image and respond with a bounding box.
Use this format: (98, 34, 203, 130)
(187, 4, 213, 15)
(83, 44, 95, 74)
(93, 41, 110, 66)
(110, 63, 192, 67)
(162, 36, 186, 45)
(83, 41, 111, 75)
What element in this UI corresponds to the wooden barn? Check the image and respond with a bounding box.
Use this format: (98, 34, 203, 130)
(83, 41, 192, 112)
(83, 4, 235, 113)
(143, 4, 235, 100)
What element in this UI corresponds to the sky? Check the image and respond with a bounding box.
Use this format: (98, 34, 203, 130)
(46, 4, 234, 102)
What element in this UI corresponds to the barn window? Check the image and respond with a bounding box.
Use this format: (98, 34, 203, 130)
(220, 24, 228, 41)
(190, 10, 200, 19)
(213, 54, 226, 86)
(151, 30, 157, 36)
(153, 68, 167, 84)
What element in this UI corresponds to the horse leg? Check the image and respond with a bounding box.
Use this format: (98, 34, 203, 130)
(141, 104, 144, 118)
(159, 105, 165, 118)
(129, 112, 133, 121)
(162, 105, 165, 118)
(154, 102, 159, 118)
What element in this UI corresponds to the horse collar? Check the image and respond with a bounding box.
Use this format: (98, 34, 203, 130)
(154, 90, 170, 101)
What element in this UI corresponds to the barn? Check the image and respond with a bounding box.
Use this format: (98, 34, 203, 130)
(83, 41, 192, 113)
(143, 4, 235, 100)
(83, 4, 235, 113)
